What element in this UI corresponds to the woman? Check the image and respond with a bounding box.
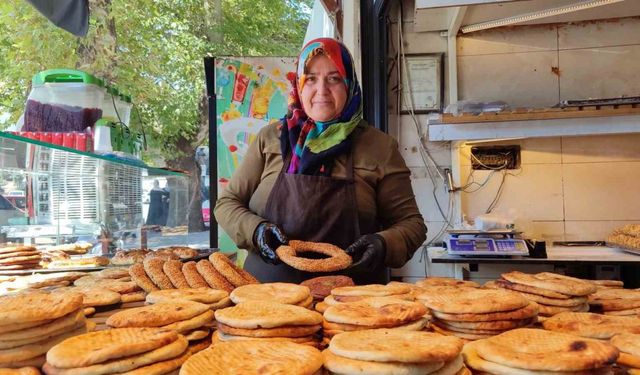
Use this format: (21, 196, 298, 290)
(215, 38, 426, 284)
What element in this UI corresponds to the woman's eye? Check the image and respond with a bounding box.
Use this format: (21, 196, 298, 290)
(328, 76, 341, 83)
(306, 76, 317, 83)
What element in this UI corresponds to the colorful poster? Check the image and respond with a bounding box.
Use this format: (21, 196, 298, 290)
(215, 57, 295, 252)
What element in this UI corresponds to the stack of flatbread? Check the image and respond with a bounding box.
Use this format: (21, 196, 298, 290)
(588, 288, 640, 316)
(73, 273, 145, 306)
(0, 245, 42, 271)
(146, 288, 232, 312)
(300, 275, 354, 303)
(417, 287, 537, 341)
(323, 329, 467, 375)
(542, 312, 640, 339)
(588, 279, 625, 290)
(316, 283, 414, 314)
(181, 340, 323, 375)
(416, 277, 480, 289)
(45, 243, 92, 255)
(213, 301, 323, 348)
(0, 291, 91, 369)
(607, 224, 640, 252)
(611, 333, 640, 373)
(231, 282, 313, 308)
(0, 272, 87, 294)
(322, 297, 429, 339)
(52, 286, 122, 317)
(487, 271, 595, 318)
(462, 328, 619, 374)
(129, 256, 258, 294)
(43, 327, 208, 375)
(106, 301, 215, 343)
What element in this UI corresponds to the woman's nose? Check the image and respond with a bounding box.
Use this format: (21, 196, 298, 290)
(317, 78, 330, 93)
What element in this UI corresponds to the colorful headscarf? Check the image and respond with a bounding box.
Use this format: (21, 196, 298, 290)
(279, 38, 363, 175)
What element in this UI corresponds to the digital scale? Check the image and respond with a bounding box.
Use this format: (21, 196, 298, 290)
(446, 229, 529, 256)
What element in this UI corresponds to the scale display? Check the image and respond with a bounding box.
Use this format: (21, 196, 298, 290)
(447, 237, 528, 256)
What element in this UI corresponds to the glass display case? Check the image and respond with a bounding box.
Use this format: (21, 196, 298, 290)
(0, 132, 207, 256)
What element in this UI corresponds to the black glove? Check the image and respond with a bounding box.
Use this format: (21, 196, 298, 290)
(345, 234, 386, 274)
(253, 222, 288, 264)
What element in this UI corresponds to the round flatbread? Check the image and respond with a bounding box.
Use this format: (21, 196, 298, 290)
(431, 323, 495, 340)
(209, 252, 258, 287)
(330, 329, 462, 363)
(542, 312, 640, 339)
(416, 277, 479, 288)
(501, 272, 596, 297)
(0, 291, 83, 324)
(147, 288, 229, 305)
(217, 323, 320, 338)
(0, 309, 84, 342)
(55, 287, 121, 307)
(214, 301, 322, 329)
(603, 306, 640, 316)
(538, 303, 589, 317)
(214, 330, 314, 344)
(322, 349, 444, 375)
(611, 333, 640, 357)
(180, 341, 322, 375)
(300, 275, 354, 300)
(0, 367, 41, 375)
(421, 288, 529, 314)
(432, 354, 465, 375)
(332, 284, 411, 297)
(120, 291, 147, 303)
(473, 328, 619, 372)
(589, 288, 640, 311)
(163, 260, 191, 289)
(41, 335, 188, 375)
(184, 329, 210, 342)
(159, 310, 214, 334)
(323, 317, 428, 332)
(324, 297, 427, 327)
(230, 283, 310, 305)
(431, 301, 539, 322)
(107, 301, 210, 328)
(439, 317, 534, 331)
(45, 327, 178, 368)
(94, 268, 130, 280)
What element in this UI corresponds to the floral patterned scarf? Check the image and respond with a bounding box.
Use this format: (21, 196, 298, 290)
(279, 38, 362, 175)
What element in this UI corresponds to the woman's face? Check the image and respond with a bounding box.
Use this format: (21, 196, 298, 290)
(300, 54, 348, 122)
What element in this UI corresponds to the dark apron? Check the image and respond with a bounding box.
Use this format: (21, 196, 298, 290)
(244, 150, 390, 285)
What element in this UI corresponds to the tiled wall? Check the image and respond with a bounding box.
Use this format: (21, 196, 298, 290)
(456, 17, 640, 242)
(390, 10, 640, 246)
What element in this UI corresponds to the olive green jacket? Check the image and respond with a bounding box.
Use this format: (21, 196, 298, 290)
(214, 120, 427, 268)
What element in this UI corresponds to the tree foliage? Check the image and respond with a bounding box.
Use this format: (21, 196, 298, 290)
(0, 0, 312, 159)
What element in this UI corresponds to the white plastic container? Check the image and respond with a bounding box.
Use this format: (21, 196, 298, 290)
(101, 86, 120, 122)
(25, 69, 105, 132)
(116, 94, 133, 126)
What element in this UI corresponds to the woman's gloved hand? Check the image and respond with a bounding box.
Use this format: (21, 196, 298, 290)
(253, 222, 288, 264)
(345, 234, 386, 274)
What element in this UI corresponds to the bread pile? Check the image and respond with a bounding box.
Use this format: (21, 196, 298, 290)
(45, 243, 92, 255)
(462, 328, 619, 374)
(487, 271, 595, 318)
(611, 333, 640, 373)
(231, 282, 313, 308)
(323, 329, 467, 375)
(416, 277, 480, 288)
(45, 256, 110, 269)
(607, 224, 640, 252)
(317, 283, 413, 313)
(542, 312, 640, 339)
(146, 288, 232, 312)
(43, 327, 208, 375)
(588, 279, 624, 290)
(53, 286, 122, 317)
(589, 288, 640, 316)
(129, 254, 258, 293)
(322, 297, 428, 339)
(214, 301, 323, 348)
(0, 291, 92, 369)
(181, 340, 323, 375)
(300, 275, 354, 302)
(0, 245, 42, 271)
(0, 271, 86, 294)
(417, 287, 537, 341)
(106, 301, 215, 342)
(73, 272, 145, 305)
